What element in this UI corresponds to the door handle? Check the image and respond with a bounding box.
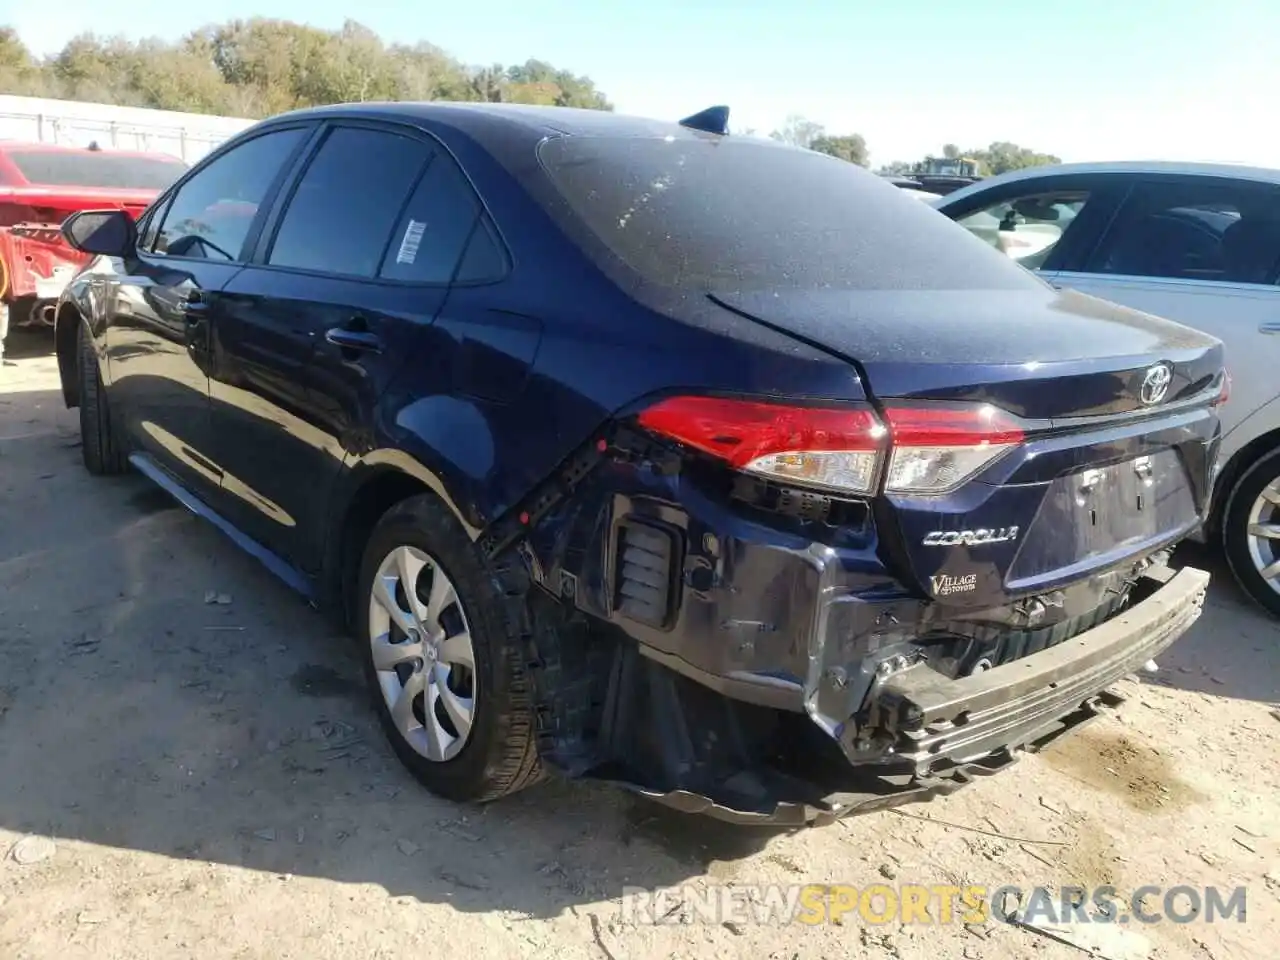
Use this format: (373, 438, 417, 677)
(1261, 322, 1280, 335)
(325, 326, 383, 354)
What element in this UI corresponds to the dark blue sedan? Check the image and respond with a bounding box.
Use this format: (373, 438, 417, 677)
(53, 101, 1225, 824)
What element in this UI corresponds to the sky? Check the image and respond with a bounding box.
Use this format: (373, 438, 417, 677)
(5, 0, 1280, 169)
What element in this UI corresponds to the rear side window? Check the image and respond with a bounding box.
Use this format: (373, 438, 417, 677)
(1086, 178, 1280, 284)
(377, 152, 484, 284)
(154, 127, 307, 261)
(454, 214, 506, 283)
(268, 127, 431, 278)
(537, 135, 1043, 293)
(6, 150, 186, 190)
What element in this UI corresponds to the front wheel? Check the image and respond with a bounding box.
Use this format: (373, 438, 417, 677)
(355, 494, 544, 802)
(1222, 447, 1280, 618)
(76, 322, 128, 476)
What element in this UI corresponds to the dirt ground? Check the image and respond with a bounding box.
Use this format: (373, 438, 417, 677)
(1, 329, 1277, 960)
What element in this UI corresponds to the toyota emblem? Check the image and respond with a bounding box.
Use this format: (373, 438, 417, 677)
(1139, 363, 1173, 406)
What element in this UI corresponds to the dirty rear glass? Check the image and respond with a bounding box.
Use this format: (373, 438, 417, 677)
(7, 151, 187, 190)
(537, 135, 1042, 292)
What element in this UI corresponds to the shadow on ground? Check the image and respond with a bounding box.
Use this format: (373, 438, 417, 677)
(0, 384, 781, 921)
(2, 326, 55, 363)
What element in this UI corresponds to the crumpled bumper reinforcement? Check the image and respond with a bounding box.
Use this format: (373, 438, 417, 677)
(869, 564, 1209, 775)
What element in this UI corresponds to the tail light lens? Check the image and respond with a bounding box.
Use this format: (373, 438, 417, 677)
(883, 404, 1024, 494)
(636, 396, 887, 494)
(637, 395, 1024, 497)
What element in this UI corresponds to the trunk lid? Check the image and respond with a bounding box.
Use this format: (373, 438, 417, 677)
(713, 286, 1225, 608)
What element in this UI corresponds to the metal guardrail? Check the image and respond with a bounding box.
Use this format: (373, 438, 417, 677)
(0, 110, 241, 162)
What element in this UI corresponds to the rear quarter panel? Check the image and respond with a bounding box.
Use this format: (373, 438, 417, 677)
(342, 115, 873, 540)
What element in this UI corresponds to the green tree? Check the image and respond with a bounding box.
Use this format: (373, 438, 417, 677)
(877, 160, 913, 176)
(769, 114, 825, 149)
(0, 26, 49, 95)
(965, 141, 1061, 176)
(0, 19, 614, 119)
(810, 133, 869, 167)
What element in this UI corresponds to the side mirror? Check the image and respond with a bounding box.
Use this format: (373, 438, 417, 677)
(61, 209, 137, 257)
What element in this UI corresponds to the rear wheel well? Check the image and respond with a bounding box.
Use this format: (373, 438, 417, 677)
(334, 470, 432, 628)
(55, 303, 82, 408)
(1209, 427, 1280, 538)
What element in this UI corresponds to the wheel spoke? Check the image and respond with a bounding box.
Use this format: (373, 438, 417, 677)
(438, 631, 475, 670)
(1261, 558, 1280, 582)
(372, 573, 416, 637)
(394, 547, 429, 624)
(1261, 483, 1280, 508)
(425, 564, 458, 630)
(1248, 522, 1280, 541)
(391, 668, 426, 737)
(371, 632, 423, 672)
(433, 665, 474, 740)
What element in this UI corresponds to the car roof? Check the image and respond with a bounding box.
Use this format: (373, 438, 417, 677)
(258, 101, 780, 149)
(254, 100, 793, 158)
(940, 159, 1280, 206)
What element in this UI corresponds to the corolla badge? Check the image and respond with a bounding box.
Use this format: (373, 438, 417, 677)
(922, 527, 1019, 547)
(1139, 363, 1173, 406)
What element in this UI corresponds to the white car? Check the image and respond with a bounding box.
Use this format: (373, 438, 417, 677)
(935, 161, 1280, 617)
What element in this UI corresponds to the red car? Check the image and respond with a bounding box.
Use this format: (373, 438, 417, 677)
(0, 141, 187, 361)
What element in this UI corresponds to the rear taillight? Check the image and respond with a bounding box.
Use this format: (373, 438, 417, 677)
(882, 404, 1024, 494)
(636, 396, 1024, 497)
(636, 395, 886, 495)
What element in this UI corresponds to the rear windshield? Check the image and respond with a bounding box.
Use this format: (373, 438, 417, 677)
(537, 135, 1043, 292)
(6, 151, 187, 190)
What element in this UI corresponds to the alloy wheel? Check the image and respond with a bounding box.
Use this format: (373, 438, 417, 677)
(1245, 476, 1280, 599)
(367, 545, 477, 761)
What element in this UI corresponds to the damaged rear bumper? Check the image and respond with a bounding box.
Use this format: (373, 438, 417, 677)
(629, 563, 1209, 826)
(867, 564, 1208, 776)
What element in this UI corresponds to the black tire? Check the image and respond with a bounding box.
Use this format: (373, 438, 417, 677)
(1221, 446, 1280, 618)
(355, 493, 544, 802)
(77, 322, 128, 476)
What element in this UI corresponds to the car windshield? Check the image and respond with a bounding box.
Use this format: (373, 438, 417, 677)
(6, 150, 187, 191)
(537, 135, 1042, 293)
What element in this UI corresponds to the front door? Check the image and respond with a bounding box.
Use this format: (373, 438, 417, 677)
(105, 124, 313, 498)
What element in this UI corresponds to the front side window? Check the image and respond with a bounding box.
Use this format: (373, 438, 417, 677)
(953, 191, 1090, 270)
(1086, 178, 1280, 284)
(153, 127, 307, 261)
(268, 127, 432, 278)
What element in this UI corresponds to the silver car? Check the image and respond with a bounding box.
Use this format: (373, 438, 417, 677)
(935, 161, 1280, 617)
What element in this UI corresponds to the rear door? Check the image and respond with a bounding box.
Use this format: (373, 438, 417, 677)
(207, 120, 481, 569)
(1042, 174, 1280, 457)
